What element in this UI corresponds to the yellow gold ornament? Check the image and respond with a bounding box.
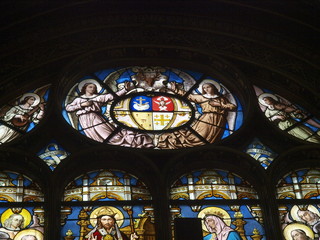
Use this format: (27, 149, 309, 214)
(103, 234, 114, 240)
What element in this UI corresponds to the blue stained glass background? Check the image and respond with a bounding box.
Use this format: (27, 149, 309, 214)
(63, 67, 245, 148)
(130, 96, 152, 112)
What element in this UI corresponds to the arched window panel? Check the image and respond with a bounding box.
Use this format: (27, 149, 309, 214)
(276, 168, 320, 199)
(170, 170, 258, 200)
(0, 84, 50, 144)
(60, 205, 155, 240)
(279, 204, 320, 240)
(254, 86, 320, 144)
(0, 171, 45, 239)
(62, 66, 243, 149)
(61, 169, 155, 240)
(170, 170, 264, 239)
(37, 140, 70, 171)
(0, 171, 43, 202)
(0, 207, 45, 239)
(244, 138, 278, 169)
(63, 170, 151, 201)
(170, 204, 265, 239)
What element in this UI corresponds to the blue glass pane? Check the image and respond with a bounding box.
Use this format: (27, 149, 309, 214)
(181, 69, 204, 81)
(37, 140, 69, 171)
(245, 138, 277, 169)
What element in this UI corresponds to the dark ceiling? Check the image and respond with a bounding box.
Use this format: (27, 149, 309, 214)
(1, 0, 320, 113)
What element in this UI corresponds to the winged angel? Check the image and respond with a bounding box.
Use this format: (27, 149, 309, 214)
(64, 79, 154, 148)
(157, 79, 237, 149)
(0, 85, 49, 144)
(257, 90, 320, 143)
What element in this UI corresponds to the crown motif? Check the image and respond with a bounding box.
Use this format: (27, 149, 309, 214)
(12, 207, 22, 214)
(298, 205, 309, 211)
(96, 207, 116, 218)
(203, 210, 225, 219)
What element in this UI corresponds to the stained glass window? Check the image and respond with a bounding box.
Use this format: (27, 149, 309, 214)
(254, 86, 320, 144)
(0, 171, 43, 202)
(171, 170, 258, 200)
(170, 169, 266, 239)
(37, 140, 69, 171)
(0, 171, 45, 239)
(61, 169, 155, 240)
(277, 169, 320, 239)
(276, 168, 320, 199)
(245, 138, 277, 169)
(63, 169, 151, 201)
(0, 84, 50, 144)
(62, 67, 243, 149)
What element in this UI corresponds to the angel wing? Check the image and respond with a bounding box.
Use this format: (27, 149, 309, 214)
(171, 68, 196, 91)
(64, 85, 80, 129)
(277, 94, 296, 108)
(103, 68, 129, 92)
(0, 102, 17, 119)
(220, 84, 237, 132)
(34, 84, 51, 102)
(254, 86, 267, 112)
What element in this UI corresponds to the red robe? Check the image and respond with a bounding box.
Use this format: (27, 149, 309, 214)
(85, 228, 129, 240)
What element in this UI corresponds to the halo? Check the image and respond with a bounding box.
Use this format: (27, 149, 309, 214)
(198, 207, 231, 232)
(283, 223, 314, 240)
(258, 93, 279, 107)
(77, 79, 102, 93)
(19, 93, 40, 107)
(198, 79, 221, 94)
(89, 206, 124, 228)
(291, 205, 320, 222)
(1, 209, 32, 229)
(13, 229, 43, 240)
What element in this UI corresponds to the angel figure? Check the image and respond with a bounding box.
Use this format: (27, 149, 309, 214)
(157, 81, 237, 149)
(65, 79, 154, 148)
(258, 93, 320, 143)
(0, 85, 49, 144)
